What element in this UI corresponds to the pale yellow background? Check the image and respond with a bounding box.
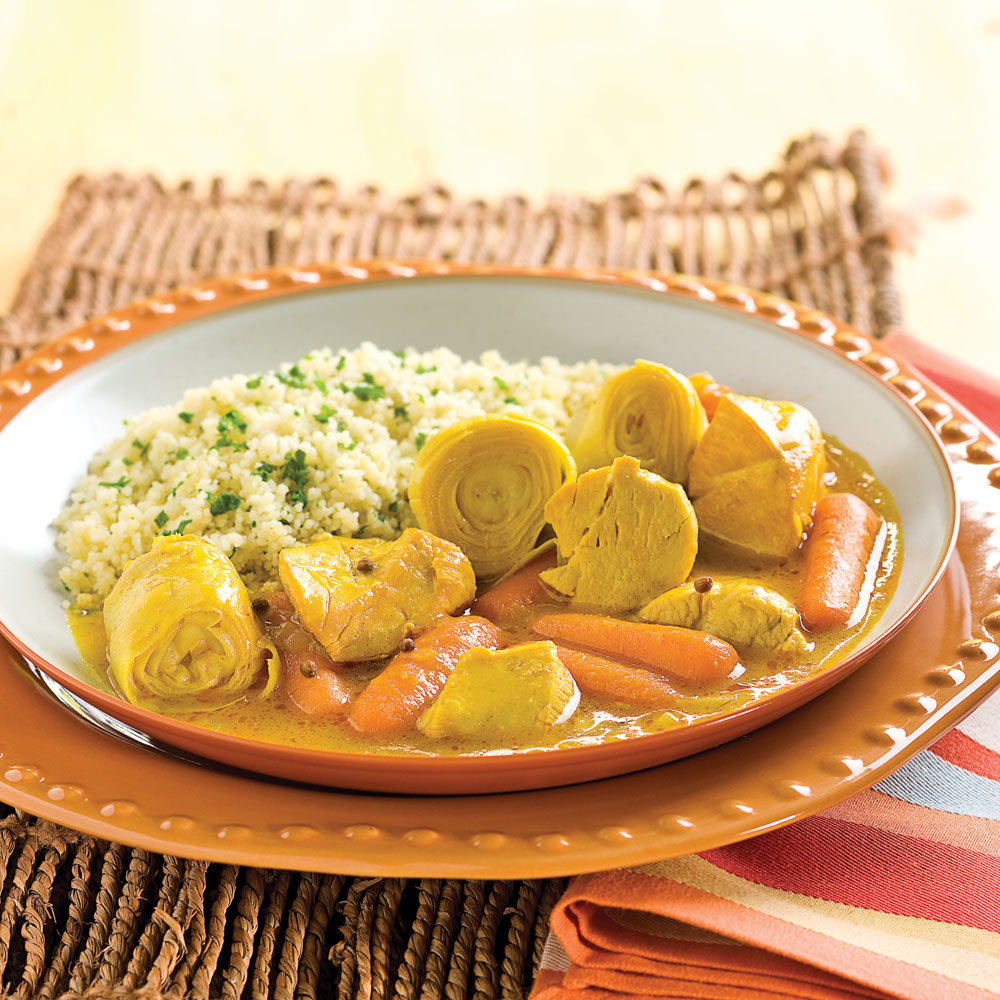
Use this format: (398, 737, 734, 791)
(1, 0, 998, 369)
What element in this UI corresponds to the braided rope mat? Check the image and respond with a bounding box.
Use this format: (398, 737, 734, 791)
(0, 130, 901, 1000)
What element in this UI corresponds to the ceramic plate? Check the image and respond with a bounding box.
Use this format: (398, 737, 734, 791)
(0, 265, 959, 794)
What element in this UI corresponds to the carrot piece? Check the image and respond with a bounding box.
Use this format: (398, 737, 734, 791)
(349, 616, 504, 736)
(532, 613, 739, 686)
(471, 548, 558, 625)
(283, 649, 352, 717)
(255, 590, 351, 717)
(799, 493, 882, 630)
(690, 374, 732, 420)
(554, 645, 679, 708)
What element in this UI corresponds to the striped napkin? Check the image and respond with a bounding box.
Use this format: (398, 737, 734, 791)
(532, 334, 1000, 1000)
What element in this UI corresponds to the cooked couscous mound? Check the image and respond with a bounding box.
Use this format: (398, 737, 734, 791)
(55, 343, 616, 608)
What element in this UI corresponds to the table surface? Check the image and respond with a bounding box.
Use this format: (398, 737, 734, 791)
(1, 0, 998, 369)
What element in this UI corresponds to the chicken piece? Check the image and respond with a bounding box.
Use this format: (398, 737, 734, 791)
(540, 456, 698, 613)
(640, 578, 808, 658)
(687, 394, 825, 559)
(278, 528, 476, 662)
(417, 641, 579, 740)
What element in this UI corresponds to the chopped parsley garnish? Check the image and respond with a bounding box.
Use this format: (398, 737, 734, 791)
(335, 353, 346, 371)
(213, 409, 248, 450)
(394, 349, 406, 361)
(313, 404, 337, 424)
(121, 457, 132, 466)
(281, 449, 310, 506)
(314, 376, 328, 394)
(175, 447, 189, 460)
(245, 375, 263, 389)
(415, 432, 428, 451)
(493, 375, 511, 392)
(168, 475, 189, 499)
(388, 500, 399, 513)
(416, 364, 437, 374)
(99, 476, 130, 490)
(131, 438, 150, 458)
(338, 440, 357, 451)
(504, 396, 520, 405)
(336, 419, 348, 432)
(208, 492, 242, 516)
(154, 511, 169, 529)
(393, 405, 408, 420)
(348, 382, 386, 402)
(161, 518, 192, 536)
(178, 412, 194, 423)
(362, 372, 377, 384)
(254, 461, 275, 481)
(217, 409, 247, 433)
(276, 364, 308, 389)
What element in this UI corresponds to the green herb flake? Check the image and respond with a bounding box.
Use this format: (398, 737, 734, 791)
(154, 511, 169, 529)
(394, 349, 406, 361)
(208, 492, 242, 516)
(281, 449, 311, 506)
(176, 447, 189, 460)
(314, 376, 328, 394)
(415, 432, 428, 451)
(245, 375, 263, 389)
(131, 438, 150, 458)
(388, 500, 399, 513)
(178, 412, 194, 424)
(416, 364, 437, 375)
(217, 409, 247, 433)
(162, 518, 192, 536)
(336, 419, 348, 432)
(493, 375, 511, 392)
(393, 405, 408, 420)
(349, 383, 386, 402)
(121, 457, 132, 466)
(313, 404, 337, 424)
(99, 476, 130, 490)
(504, 396, 520, 405)
(338, 440, 357, 451)
(276, 364, 308, 389)
(254, 461, 275, 481)
(335, 354, 346, 371)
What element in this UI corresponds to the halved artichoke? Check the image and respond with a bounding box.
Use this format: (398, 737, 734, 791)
(569, 360, 708, 484)
(408, 415, 576, 582)
(103, 536, 278, 714)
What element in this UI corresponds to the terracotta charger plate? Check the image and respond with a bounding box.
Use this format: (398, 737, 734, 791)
(0, 264, 997, 876)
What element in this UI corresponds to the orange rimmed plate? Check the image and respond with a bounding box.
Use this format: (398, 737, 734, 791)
(0, 265, 963, 797)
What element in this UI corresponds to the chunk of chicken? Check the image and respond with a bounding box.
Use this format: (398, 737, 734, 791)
(640, 578, 808, 658)
(278, 528, 476, 662)
(417, 641, 579, 740)
(540, 456, 698, 613)
(687, 394, 825, 559)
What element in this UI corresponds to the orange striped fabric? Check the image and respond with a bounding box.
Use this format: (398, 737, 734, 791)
(531, 336, 1000, 1000)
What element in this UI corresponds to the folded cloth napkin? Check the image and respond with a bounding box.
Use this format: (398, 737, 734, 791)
(532, 333, 1000, 1000)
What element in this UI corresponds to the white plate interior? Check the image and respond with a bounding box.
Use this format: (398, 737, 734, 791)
(0, 276, 955, 685)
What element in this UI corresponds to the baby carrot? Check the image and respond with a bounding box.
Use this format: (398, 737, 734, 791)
(532, 613, 740, 686)
(471, 548, 558, 625)
(349, 615, 504, 736)
(689, 373, 731, 420)
(255, 591, 351, 717)
(799, 492, 882, 630)
(283, 649, 352, 717)
(554, 645, 680, 708)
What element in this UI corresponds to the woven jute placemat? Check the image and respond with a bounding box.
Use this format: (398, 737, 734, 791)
(0, 130, 901, 1000)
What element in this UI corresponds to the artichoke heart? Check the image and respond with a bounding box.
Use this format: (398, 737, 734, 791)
(408, 415, 576, 582)
(569, 360, 707, 483)
(103, 536, 278, 714)
(417, 641, 579, 740)
(279, 528, 476, 661)
(640, 578, 809, 658)
(687, 394, 825, 559)
(541, 456, 698, 612)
